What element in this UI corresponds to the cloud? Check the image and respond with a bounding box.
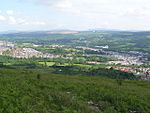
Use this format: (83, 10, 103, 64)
(2, 0, 150, 30)
(21, 0, 150, 30)
(9, 16, 17, 24)
(0, 15, 6, 21)
(23, 21, 46, 26)
(56, 0, 73, 9)
(18, 18, 26, 24)
(27, 0, 149, 17)
(0, 9, 46, 27)
(8, 15, 46, 26)
(6, 10, 14, 15)
(26, 0, 62, 6)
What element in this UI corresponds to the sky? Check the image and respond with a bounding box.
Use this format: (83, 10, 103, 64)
(0, 0, 150, 31)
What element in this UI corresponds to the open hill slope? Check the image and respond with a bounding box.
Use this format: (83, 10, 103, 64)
(0, 31, 150, 52)
(0, 68, 150, 113)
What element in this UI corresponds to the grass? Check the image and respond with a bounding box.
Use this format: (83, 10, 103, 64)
(39, 61, 55, 66)
(0, 68, 149, 113)
(38, 61, 107, 68)
(38, 61, 93, 67)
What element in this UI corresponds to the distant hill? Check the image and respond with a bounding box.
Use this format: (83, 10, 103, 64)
(0, 29, 78, 35)
(0, 30, 150, 54)
(87, 28, 148, 32)
(0, 30, 20, 34)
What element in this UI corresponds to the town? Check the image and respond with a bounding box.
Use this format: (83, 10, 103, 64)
(0, 41, 71, 59)
(0, 41, 149, 80)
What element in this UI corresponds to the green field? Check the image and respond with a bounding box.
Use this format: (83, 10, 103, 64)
(39, 62, 56, 66)
(39, 61, 93, 67)
(0, 68, 149, 113)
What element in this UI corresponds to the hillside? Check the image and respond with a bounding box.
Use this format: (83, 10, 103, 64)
(0, 68, 150, 113)
(0, 31, 150, 53)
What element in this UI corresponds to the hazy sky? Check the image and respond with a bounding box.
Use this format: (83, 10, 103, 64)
(0, 0, 150, 31)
